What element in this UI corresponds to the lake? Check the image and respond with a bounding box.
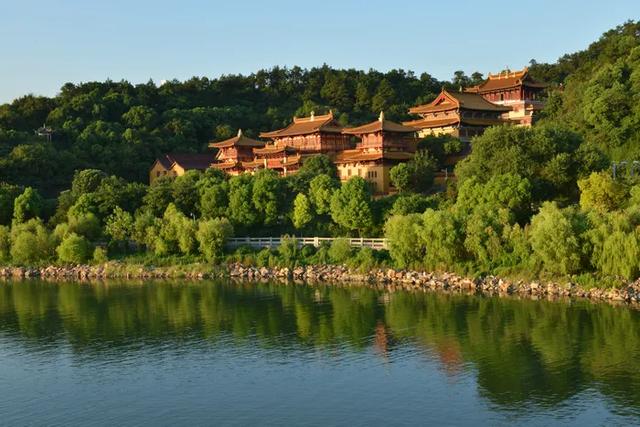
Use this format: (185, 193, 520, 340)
(0, 280, 639, 426)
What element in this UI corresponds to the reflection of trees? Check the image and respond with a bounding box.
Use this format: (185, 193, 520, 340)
(0, 280, 640, 411)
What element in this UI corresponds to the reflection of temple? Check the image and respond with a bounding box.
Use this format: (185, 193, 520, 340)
(434, 339, 464, 377)
(374, 322, 390, 358)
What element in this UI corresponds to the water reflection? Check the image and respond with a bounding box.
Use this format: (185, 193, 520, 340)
(1, 280, 639, 420)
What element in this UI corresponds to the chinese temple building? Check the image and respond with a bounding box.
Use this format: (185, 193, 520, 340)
(209, 129, 265, 175)
(337, 112, 417, 194)
(403, 89, 510, 141)
(150, 67, 549, 193)
(465, 67, 546, 126)
(259, 111, 350, 155)
(241, 145, 302, 176)
(149, 153, 215, 184)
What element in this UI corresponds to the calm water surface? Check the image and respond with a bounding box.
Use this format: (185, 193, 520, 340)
(1, 280, 639, 426)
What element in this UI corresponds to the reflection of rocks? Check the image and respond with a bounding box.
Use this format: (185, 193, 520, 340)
(1, 262, 640, 307)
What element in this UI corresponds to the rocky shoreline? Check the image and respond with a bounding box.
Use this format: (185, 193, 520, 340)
(1, 262, 639, 306)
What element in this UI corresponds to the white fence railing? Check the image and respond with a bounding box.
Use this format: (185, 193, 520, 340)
(227, 237, 388, 250)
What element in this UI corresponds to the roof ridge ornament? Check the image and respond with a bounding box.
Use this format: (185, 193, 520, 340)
(378, 111, 385, 122)
(310, 111, 315, 121)
(237, 128, 242, 137)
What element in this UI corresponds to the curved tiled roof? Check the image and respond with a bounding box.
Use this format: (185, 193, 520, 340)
(409, 90, 510, 114)
(260, 111, 343, 138)
(466, 68, 547, 93)
(208, 129, 265, 149)
(211, 161, 241, 170)
(335, 150, 414, 163)
(343, 112, 417, 135)
(253, 145, 298, 156)
(402, 117, 460, 129)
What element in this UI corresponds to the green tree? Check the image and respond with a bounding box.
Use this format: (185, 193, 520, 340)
(308, 174, 338, 215)
(200, 182, 228, 219)
(228, 174, 257, 228)
(418, 209, 465, 269)
(71, 169, 107, 198)
(389, 151, 437, 193)
(0, 183, 23, 225)
(252, 169, 283, 226)
(529, 202, 584, 275)
(384, 214, 424, 268)
(13, 187, 43, 223)
(330, 177, 374, 235)
(292, 193, 314, 230)
(143, 177, 174, 217)
(56, 233, 92, 264)
(105, 207, 134, 245)
(10, 219, 53, 264)
(578, 171, 627, 213)
(371, 79, 396, 113)
(171, 170, 201, 217)
(196, 217, 234, 261)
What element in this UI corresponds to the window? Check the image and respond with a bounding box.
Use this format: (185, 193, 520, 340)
(500, 93, 504, 101)
(156, 171, 161, 177)
(348, 169, 352, 177)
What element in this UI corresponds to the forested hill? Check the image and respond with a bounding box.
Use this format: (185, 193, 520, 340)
(0, 20, 639, 195)
(0, 67, 452, 194)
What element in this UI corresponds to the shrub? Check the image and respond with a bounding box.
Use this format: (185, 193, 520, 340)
(529, 202, 584, 275)
(13, 187, 43, 223)
(330, 177, 374, 235)
(105, 207, 133, 243)
(256, 248, 273, 267)
(196, 217, 234, 261)
(56, 233, 92, 264)
(93, 246, 108, 264)
(278, 235, 299, 266)
(328, 238, 352, 264)
(292, 193, 313, 229)
(10, 219, 53, 264)
(419, 209, 465, 270)
(348, 247, 377, 272)
(0, 225, 11, 261)
(384, 214, 424, 268)
(68, 211, 101, 240)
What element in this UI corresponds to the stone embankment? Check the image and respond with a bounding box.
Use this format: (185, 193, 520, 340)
(1, 263, 639, 305)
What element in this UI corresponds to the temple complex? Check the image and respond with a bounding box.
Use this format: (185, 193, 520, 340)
(241, 145, 302, 176)
(337, 112, 417, 194)
(150, 67, 548, 193)
(403, 89, 510, 141)
(208, 129, 265, 175)
(259, 111, 350, 154)
(465, 67, 547, 126)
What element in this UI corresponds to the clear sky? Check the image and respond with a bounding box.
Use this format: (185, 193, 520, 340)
(0, 0, 638, 104)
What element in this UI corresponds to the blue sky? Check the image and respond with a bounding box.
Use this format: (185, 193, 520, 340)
(0, 0, 638, 104)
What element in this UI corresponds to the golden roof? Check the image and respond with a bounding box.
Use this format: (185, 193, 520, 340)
(466, 67, 547, 93)
(343, 111, 417, 135)
(409, 90, 511, 115)
(252, 145, 299, 156)
(260, 111, 343, 138)
(208, 129, 265, 149)
(335, 151, 414, 163)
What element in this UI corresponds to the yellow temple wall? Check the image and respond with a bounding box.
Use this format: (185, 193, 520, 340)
(337, 163, 393, 194)
(149, 162, 170, 185)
